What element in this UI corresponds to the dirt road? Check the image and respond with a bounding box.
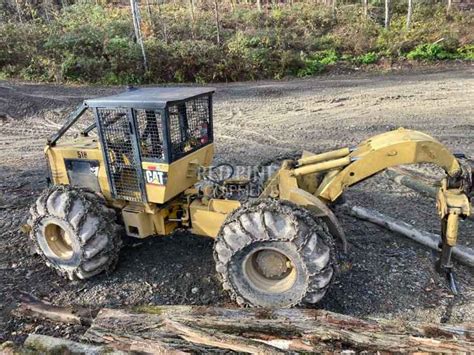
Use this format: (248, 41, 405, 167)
(1, 67, 473, 344)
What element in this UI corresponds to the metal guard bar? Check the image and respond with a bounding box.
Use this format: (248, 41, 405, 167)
(48, 103, 88, 146)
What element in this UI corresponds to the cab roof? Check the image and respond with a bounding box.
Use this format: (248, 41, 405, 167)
(85, 87, 215, 109)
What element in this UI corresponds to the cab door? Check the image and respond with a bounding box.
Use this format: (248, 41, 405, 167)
(94, 107, 146, 202)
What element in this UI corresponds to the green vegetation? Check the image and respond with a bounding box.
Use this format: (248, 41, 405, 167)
(407, 44, 454, 60)
(354, 52, 379, 65)
(0, 2, 472, 84)
(298, 50, 338, 77)
(457, 44, 474, 60)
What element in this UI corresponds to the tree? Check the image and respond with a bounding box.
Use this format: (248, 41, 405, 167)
(363, 0, 368, 19)
(385, 0, 391, 29)
(144, 0, 155, 35)
(406, 0, 413, 29)
(130, 0, 148, 72)
(213, 0, 220, 45)
(189, 0, 195, 23)
(188, 0, 195, 38)
(14, 0, 23, 22)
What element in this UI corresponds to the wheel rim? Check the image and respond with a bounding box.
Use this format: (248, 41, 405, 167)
(44, 223, 73, 260)
(244, 247, 297, 293)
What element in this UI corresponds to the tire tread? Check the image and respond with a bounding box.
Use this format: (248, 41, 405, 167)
(213, 198, 337, 307)
(29, 185, 122, 280)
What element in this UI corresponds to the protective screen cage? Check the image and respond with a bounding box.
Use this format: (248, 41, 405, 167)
(167, 95, 213, 161)
(95, 108, 144, 202)
(94, 94, 213, 202)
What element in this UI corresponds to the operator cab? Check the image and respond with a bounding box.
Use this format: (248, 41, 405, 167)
(46, 87, 215, 205)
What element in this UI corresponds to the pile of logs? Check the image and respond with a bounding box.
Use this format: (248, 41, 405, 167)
(16, 297, 474, 353)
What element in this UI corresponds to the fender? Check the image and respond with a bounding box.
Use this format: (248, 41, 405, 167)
(286, 187, 348, 252)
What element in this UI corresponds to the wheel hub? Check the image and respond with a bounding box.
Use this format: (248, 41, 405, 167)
(44, 223, 73, 260)
(254, 250, 291, 279)
(243, 247, 297, 294)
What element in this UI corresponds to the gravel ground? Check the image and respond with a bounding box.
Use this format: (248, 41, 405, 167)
(0, 65, 473, 346)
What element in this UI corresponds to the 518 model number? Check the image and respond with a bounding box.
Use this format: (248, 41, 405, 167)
(77, 151, 88, 159)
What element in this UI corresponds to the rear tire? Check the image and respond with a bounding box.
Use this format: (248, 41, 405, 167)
(214, 199, 335, 308)
(28, 185, 122, 280)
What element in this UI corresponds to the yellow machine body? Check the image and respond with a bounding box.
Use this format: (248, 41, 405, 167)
(46, 138, 214, 204)
(45, 137, 113, 199)
(140, 144, 214, 204)
(188, 198, 241, 237)
(45, 125, 470, 256)
(45, 136, 219, 238)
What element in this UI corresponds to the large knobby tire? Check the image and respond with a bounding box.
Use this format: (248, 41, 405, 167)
(214, 199, 335, 308)
(28, 185, 122, 280)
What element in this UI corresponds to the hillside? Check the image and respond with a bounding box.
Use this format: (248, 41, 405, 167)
(1, 1, 473, 84)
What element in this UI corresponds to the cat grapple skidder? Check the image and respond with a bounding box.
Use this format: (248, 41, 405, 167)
(28, 87, 472, 307)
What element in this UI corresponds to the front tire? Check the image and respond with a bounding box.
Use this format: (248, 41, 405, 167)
(28, 185, 122, 280)
(214, 199, 335, 308)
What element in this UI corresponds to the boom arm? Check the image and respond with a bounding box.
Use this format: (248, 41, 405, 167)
(314, 128, 462, 201)
(262, 128, 471, 292)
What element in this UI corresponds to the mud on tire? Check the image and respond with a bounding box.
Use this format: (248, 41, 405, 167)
(28, 185, 122, 280)
(214, 199, 335, 308)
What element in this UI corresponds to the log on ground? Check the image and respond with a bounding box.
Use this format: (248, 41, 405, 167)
(350, 205, 474, 267)
(16, 291, 95, 325)
(385, 168, 473, 221)
(23, 334, 121, 354)
(385, 168, 438, 198)
(83, 306, 474, 353)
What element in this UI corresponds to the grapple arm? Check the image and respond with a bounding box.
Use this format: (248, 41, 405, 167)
(314, 128, 463, 201)
(297, 129, 472, 236)
(265, 128, 471, 292)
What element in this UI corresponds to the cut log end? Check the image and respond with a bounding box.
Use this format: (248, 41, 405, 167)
(16, 291, 94, 325)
